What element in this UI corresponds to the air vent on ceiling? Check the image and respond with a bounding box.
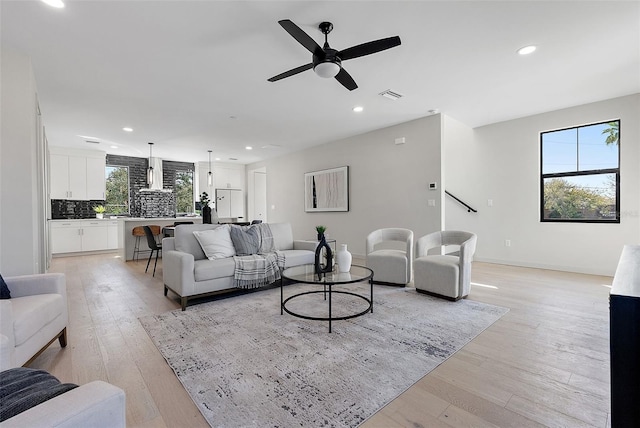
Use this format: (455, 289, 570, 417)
(85, 140, 100, 144)
(379, 89, 404, 100)
(261, 144, 282, 150)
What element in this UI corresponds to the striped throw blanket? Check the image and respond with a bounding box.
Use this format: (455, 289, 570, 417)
(233, 253, 281, 289)
(233, 223, 281, 289)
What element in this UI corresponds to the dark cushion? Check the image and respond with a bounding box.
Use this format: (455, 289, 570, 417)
(0, 368, 78, 422)
(229, 225, 259, 256)
(0, 274, 10, 299)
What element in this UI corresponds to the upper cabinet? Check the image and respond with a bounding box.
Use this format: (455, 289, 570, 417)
(213, 164, 244, 189)
(50, 148, 106, 200)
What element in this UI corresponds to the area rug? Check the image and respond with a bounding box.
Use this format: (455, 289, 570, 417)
(140, 283, 508, 427)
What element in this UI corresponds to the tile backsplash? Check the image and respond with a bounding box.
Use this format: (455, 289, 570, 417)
(51, 199, 106, 219)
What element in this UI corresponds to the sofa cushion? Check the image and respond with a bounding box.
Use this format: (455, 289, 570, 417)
(11, 294, 64, 347)
(175, 224, 222, 260)
(0, 367, 78, 422)
(194, 257, 236, 282)
(229, 225, 260, 255)
(279, 249, 315, 268)
(193, 225, 236, 260)
(269, 223, 294, 251)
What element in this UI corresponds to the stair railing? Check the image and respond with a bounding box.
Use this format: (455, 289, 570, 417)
(445, 190, 477, 213)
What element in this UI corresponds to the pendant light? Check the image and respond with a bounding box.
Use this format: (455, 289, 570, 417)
(147, 142, 154, 185)
(207, 150, 213, 186)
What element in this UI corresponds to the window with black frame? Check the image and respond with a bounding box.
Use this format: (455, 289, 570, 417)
(175, 168, 194, 214)
(105, 165, 130, 215)
(540, 120, 620, 223)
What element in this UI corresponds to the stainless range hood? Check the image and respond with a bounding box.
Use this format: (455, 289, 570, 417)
(141, 157, 172, 192)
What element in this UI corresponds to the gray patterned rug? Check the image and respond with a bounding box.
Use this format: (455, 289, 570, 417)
(140, 283, 508, 427)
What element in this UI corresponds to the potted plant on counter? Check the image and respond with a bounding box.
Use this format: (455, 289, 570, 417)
(316, 225, 326, 241)
(93, 205, 106, 219)
(200, 192, 212, 224)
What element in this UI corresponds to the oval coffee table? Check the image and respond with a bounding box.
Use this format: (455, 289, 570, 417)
(280, 264, 374, 332)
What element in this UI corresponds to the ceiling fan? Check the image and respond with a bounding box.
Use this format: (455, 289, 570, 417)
(268, 19, 401, 91)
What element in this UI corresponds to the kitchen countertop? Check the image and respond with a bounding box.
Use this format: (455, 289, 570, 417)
(49, 217, 202, 222)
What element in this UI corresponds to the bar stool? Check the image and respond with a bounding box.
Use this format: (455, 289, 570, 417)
(132, 225, 162, 261)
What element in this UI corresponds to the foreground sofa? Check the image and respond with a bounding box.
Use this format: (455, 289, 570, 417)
(1, 368, 126, 428)
(163, 223, 316, 310)
(0, 273, 68, 372)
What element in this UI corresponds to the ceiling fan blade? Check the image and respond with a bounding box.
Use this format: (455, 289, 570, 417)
(335, 68, 358, 91)
(268, 63, 314, 82)
(278, 19, 323, 56)
(339, 36, 401, 61)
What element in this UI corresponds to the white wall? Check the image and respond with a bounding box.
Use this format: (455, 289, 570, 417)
(445, 94, 640, 276)
(248, 115, 443, 257)
(0, 49, 46, 275)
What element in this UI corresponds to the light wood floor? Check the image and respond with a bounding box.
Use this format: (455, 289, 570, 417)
(32, 253, 612, 427)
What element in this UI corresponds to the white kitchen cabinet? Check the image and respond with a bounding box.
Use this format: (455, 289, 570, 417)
(86, 156, 106, 200)
(50, 220, 111, 254)
(49, 149, 106, 200)
(215, 189, 244, 219)
(214, 166, 244, 189)
(107, 220, 119, 249)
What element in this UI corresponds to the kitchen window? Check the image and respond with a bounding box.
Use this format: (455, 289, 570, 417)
(105, 165, 130, 215)
(175, 169, 194, 214)
(540, 120, 620, 223)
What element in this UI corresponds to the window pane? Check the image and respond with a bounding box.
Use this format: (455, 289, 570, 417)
(542, 174, 617, 221)
(577, 122, 619, 171)
(542, 128, 577, 174)
(175, 170, 193, 213)
(105, 166, 130, 214)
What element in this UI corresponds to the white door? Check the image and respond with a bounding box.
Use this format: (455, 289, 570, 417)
(253, 172, 267, 223)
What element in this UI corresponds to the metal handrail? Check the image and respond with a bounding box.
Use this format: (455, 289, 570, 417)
(445, 190, 477, 213)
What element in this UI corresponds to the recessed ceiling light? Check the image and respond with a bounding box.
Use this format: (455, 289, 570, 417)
(110, 145, 119, 149)
(41, 0, 64, 8)
(517, 45, 537, 55)
(122, 127, 133, 132)
(353, 106, 364, 113)
(245, 146, 253, 150)
(215, 157, 221, 161)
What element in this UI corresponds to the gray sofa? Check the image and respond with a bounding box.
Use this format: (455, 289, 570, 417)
(162, 223, 316, 310)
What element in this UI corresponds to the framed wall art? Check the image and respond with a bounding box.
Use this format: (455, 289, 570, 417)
(304, 166, 349, 212)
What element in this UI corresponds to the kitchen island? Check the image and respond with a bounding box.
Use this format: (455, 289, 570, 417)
(118, 217, 202, 261)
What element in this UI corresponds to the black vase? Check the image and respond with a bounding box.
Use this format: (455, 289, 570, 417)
(314, 235, 333, 279)
(202, 206, 212, 224)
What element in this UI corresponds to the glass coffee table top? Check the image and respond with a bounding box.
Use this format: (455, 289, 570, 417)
(282, 264, 373, 285)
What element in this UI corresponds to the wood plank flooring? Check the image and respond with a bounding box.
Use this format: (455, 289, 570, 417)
(31, 253, 612, 427)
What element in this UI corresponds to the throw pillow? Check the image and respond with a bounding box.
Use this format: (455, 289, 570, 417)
(229, 225, 260, 256)
(0, 274, 10, 299)
(192, 225, 236, 260)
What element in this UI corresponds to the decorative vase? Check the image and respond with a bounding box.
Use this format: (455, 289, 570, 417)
(317, 232, 324, 241)
(202, 206, 212, 224)
(314, 235, 333, 279)
(336, 244, 352, 273)
(96, 213, 103, 219)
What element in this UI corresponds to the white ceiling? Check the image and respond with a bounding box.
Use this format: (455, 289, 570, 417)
(2, 1, 639, 165)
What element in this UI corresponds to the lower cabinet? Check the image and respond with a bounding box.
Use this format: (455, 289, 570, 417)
(50, 221, 116, 254)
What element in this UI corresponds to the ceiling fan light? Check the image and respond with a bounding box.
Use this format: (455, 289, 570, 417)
(314, 62, 340, 78)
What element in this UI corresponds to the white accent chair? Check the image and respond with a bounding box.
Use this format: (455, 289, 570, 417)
(0, 273, 68, 371)
(414, 230, 477, 301)
(365, 228, 414, 286)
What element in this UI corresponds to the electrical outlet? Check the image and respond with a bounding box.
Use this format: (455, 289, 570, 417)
(428, 199, 436, 207)
(488, 199, 493, 207)
(505, 239, 511, 247)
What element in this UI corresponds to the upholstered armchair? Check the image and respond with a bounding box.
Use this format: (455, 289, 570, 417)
(0, 273, 68, 371)
(365, 228, 414, 286)
(414, 230, 477, 300)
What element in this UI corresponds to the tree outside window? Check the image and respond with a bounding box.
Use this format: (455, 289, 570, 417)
(540, 120, 620, 222)
(105, 165, 129, 214)
(175, 170, 194, 214)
